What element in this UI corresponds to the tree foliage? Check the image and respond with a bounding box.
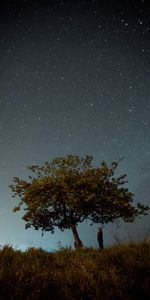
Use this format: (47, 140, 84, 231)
(10, 155, 149, 248)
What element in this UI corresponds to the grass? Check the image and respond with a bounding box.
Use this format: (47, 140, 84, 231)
(0, 241, 149, 300)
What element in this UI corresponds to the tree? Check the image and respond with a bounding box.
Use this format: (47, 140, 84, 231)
(10, 155, 149, 248)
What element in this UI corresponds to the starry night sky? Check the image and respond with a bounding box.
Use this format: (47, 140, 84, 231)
(0, 0, 150, 251)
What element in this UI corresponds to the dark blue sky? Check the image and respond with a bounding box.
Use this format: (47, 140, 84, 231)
(0, 0, 150, 251)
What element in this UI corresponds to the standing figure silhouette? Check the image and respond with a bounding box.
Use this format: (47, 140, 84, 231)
(97, 227, 104, 250)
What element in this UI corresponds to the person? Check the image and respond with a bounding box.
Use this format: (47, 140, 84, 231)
(97, 227, 104, 250)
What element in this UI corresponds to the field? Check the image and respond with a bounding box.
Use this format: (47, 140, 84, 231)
(0, 241, 149, 300)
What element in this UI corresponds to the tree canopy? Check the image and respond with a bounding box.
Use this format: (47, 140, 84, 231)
(10, 155, 149, 248)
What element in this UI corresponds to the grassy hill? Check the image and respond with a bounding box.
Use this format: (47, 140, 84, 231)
(0, 241, 149, 300)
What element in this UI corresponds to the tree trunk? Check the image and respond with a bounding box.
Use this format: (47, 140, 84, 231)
(70, 224, 83, 248)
